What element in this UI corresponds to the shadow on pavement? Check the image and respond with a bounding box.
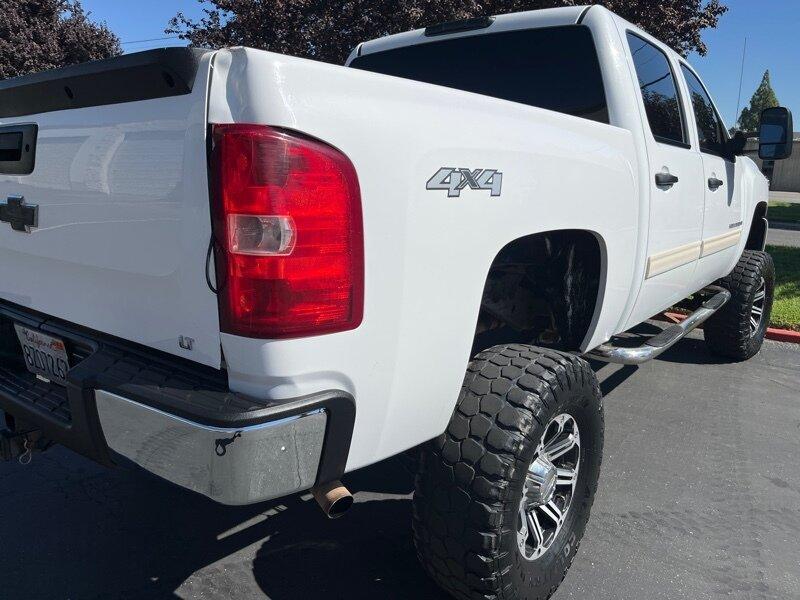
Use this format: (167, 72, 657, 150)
(0, 448, 444, 600)
(591, 362, 639, 396)
(249, 456, 446, 599)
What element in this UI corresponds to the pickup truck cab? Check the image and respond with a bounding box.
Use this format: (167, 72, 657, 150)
(0, 6, 792, 599)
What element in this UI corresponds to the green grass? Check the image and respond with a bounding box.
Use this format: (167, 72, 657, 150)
(767, 244, 800, 330)
(768, 201, 800, 224)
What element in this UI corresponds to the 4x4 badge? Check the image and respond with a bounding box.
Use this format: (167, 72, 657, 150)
(0, 196, 38, 233)
(426, 167, 503, 197)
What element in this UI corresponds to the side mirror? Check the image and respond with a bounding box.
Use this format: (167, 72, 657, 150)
(759, 107, 794, 160)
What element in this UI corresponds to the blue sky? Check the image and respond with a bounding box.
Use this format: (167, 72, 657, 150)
(687, 0, 800, 128)
(83, 0, 799, 128)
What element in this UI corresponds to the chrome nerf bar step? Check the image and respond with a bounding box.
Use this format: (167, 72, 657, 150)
(586, 286, 731, 365)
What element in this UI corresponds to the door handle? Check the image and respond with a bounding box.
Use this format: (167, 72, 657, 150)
(708, 177, 724, 191)
(655, 172, 679, 187)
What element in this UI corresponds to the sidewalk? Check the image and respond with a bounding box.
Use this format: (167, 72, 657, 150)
(770, 191, 800, 203)
(767, 225, 800, 247)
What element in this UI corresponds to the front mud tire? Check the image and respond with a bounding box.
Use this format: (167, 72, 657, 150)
(412, 345, 603, 600)
(704, 250, 775, 361)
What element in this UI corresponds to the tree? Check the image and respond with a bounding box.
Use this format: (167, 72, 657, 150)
(737, 70, 779, 133)
(167, 0, 727, 66)
(0, 0, 121, 80)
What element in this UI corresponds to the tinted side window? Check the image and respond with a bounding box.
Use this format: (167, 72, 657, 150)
(350, 26, 608, 123)
(681, 65, 727, 155)
(626, 33, 686, 146)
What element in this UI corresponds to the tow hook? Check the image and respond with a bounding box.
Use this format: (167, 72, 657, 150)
(0, 428, 48, 464)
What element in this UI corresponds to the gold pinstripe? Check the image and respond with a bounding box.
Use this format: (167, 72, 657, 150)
(700, 229, 741, 257)
(645, 228, 742, 279)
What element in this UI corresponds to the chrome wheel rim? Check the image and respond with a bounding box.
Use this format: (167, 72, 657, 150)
(517, 413, 580, 561)
(750, 277, 766, 337)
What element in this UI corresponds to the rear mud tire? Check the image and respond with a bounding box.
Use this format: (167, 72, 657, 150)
(412, 344, 604, 600)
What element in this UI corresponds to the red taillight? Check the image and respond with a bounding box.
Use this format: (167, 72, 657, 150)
(209, 124, 364, 339)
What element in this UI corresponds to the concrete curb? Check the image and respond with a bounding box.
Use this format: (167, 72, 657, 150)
(763, 327, 800, 343)
(661, 311, 800, 344)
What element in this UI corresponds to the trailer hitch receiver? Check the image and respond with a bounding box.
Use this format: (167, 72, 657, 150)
(1, 428, 47, 464)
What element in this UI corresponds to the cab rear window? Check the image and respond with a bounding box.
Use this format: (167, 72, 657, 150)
(350, 26, 609, 124)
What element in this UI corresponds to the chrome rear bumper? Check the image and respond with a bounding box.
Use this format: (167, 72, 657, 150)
(0, 301, 355, 504)
(96, 390, 328, 505)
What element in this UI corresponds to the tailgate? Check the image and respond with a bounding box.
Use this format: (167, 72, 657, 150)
(0, 49, 222, 368)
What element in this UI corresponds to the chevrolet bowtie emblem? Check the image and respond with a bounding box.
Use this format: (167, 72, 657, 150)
(0, 196, 38, 233)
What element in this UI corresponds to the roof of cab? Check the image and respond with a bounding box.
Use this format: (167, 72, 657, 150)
(350, 5, 595, 64)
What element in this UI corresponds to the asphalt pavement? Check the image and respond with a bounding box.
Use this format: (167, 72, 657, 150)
(1, 330, 799, 600)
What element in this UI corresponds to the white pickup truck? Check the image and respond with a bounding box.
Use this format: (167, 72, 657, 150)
(0, 5, 793, 599)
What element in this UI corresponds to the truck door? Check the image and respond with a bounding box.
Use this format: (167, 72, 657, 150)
(624, 32, 705, 325)
(679, 64, 743, 285)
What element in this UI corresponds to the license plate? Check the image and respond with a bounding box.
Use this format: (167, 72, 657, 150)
(14, 324, 70, 386)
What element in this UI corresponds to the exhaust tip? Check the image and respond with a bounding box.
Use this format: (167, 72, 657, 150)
(312, 480, 353, 519)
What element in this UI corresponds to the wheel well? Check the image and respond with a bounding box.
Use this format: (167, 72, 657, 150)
(473, 230, 603, 354)
(745, 202, 768, 251)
